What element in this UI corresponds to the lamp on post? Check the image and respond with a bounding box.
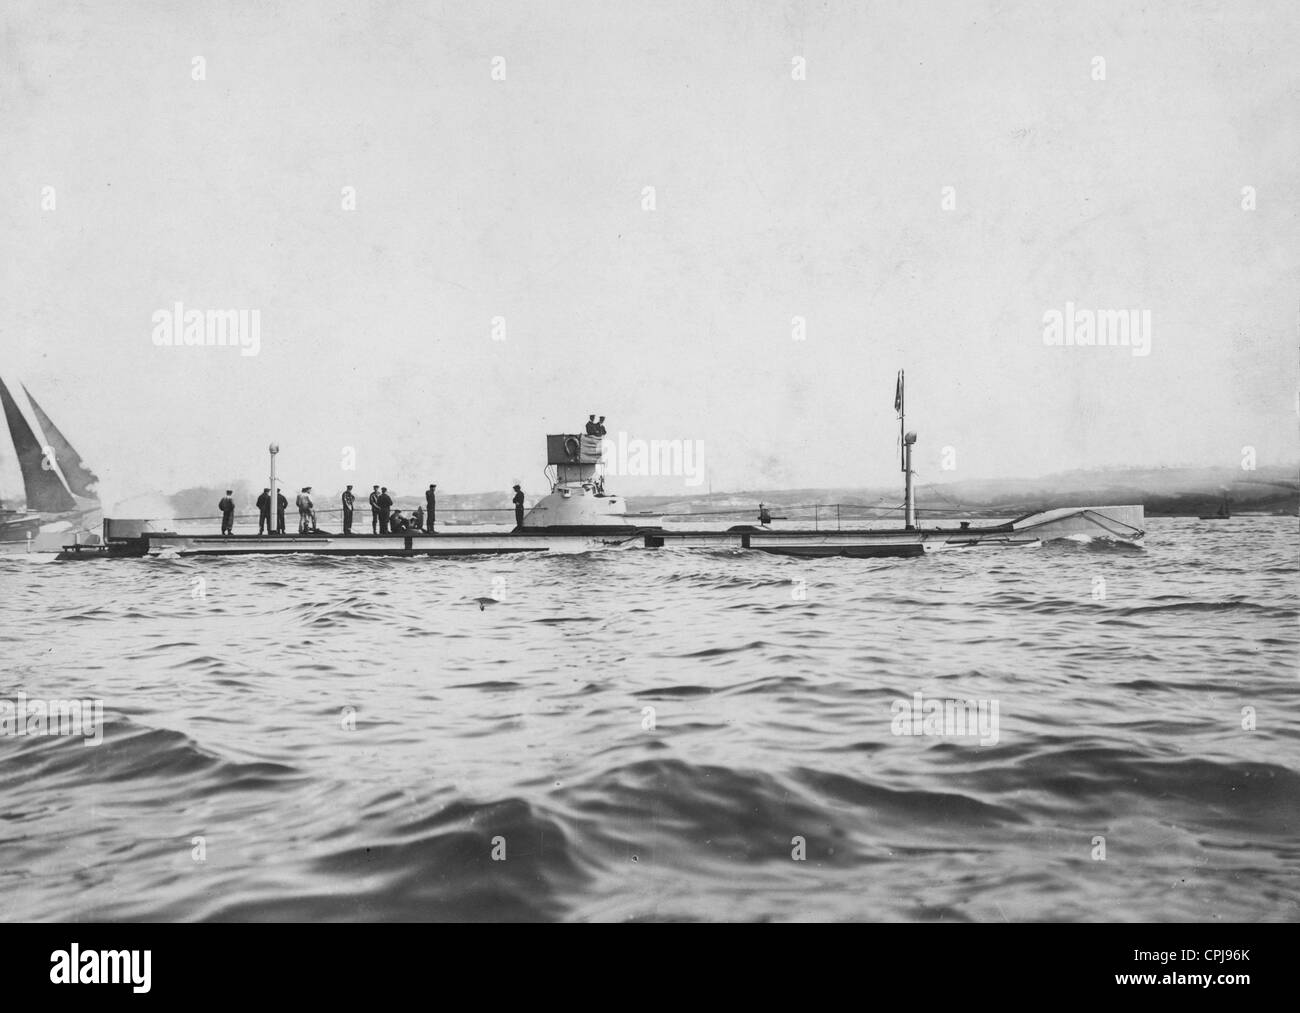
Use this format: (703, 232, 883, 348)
(903, 430, 917, 531)
(269, 442, 279, 535)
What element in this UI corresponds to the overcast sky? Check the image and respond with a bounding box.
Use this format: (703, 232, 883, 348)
(2, 0, 1296, 507)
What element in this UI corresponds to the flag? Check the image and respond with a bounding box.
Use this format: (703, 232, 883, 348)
(894, 370, 904, 415)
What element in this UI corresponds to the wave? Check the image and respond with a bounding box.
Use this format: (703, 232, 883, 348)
(1110, 601, 1296, 618)
(207, 797, 586, 921)
(0, 718, 303, 792)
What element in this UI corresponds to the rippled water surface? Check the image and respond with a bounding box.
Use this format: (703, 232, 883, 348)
(1, 517, 1297, 921)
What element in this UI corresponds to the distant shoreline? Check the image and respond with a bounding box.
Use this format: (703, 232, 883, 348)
(121, 463, 1298, 524)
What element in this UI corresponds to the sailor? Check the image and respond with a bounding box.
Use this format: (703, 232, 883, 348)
(425, 483, 437, 532)
(377, 487, 393, 534)
(758, 503, 772, 527)
(296, 488, 315, 533)
(390, 508, 407, 533)
(512, 484, 525, 530)
(276, 490, 288, 533)
(341, 485, 355, 535)
(594, 415, 607, 438)
(369, 485, 381, 534)
(256, 488, 272, 535)
(219, 490, 236, 535)
(584, 414, 598, 436)
(299, 487, 317, 533)
(412, 505, 424, 532)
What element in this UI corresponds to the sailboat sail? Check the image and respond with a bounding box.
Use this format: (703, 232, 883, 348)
(22, 384, 99, 498)
(0, 376, 77, 513)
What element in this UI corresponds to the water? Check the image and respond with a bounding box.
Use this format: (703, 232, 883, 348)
(1, 517, 1296, 922)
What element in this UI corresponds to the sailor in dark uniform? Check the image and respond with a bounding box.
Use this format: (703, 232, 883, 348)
(276, 490, 287, 533)
(219, 490, 235, 535)
(341, 485, 355, 535)
(425, 484, 437, 532)
(584, 415, 598, 435)
(369, 485, 380, 534)
(256, 488, 272, 535)
(377, 487, 393, 534)
(594, 416, 607, 438)
(512, 485, 525, 530)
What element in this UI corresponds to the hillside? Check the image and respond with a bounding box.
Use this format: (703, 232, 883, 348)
(153, 464, 1298, 524)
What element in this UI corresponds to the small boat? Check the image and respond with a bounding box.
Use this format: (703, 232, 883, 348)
(0, 376, 102, 553)
(1199, 493, 1231, 520)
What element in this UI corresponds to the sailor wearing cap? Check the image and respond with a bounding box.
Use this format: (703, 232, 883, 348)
(256, 487, 272, 535)
(219, 490, 236, 535)
(342, 485, 355, 535)
(512, 484, 525, 530)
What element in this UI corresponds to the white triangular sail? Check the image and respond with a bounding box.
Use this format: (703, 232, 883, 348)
(0, 373, 80, 514)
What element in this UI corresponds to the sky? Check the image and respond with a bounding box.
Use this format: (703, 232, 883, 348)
(1, 0, 1297, 509)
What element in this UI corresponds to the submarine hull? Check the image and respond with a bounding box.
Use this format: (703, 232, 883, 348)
(74, 505, 1145, 559)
